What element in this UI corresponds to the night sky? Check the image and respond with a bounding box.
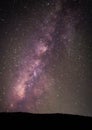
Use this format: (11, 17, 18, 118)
(0, 0, 92, 116)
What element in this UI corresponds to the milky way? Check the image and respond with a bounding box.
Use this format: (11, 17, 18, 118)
(6, 1, 61, 112)
(0, 0, 92, 115)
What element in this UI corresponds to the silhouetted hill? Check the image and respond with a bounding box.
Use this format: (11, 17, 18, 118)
(0, 112, 92, 128)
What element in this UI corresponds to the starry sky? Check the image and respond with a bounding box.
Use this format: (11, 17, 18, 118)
(0, 0, 92, 116)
